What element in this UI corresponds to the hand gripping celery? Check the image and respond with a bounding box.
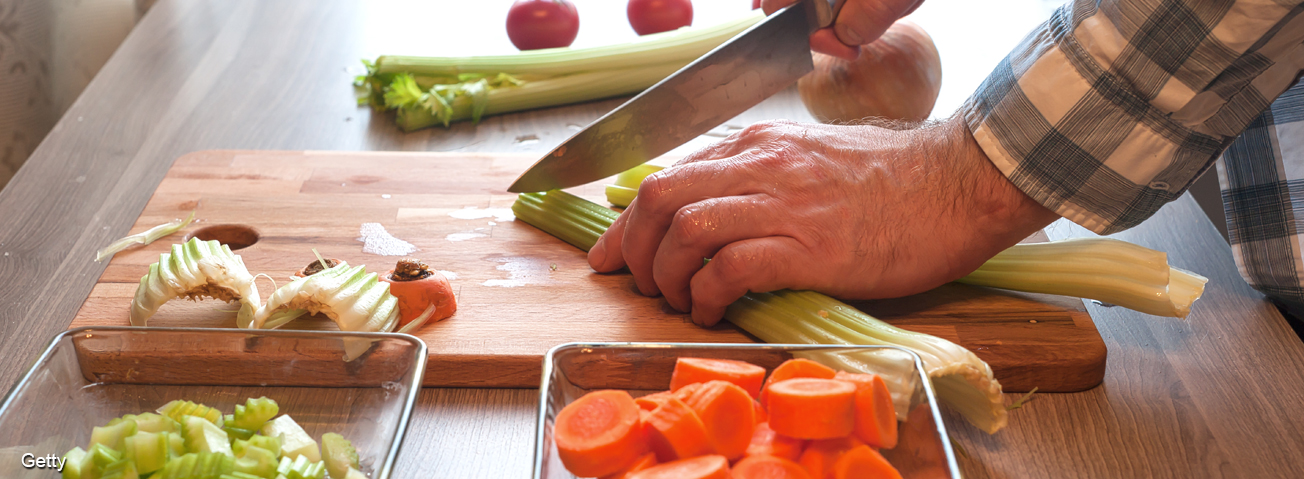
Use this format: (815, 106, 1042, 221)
(129, 237, 260, 327)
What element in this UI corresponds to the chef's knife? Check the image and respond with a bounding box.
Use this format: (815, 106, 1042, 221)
(507, 0, 845, 193)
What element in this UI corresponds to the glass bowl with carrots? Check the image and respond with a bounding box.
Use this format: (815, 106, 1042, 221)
(533, 343, 960, 479)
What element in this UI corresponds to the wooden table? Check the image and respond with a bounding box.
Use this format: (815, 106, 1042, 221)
(2, 0, 1303, 477)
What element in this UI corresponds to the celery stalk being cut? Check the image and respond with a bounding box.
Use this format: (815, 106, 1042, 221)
(356, 12, 763, 130)
(605, 163, 664, 207)
(130, 238, 260, 327)
(510, 190, 1009, 432)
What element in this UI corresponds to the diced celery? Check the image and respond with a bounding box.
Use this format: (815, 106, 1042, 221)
(99, 458, 139, 479)
(124, 413, 180, 434)
(230, 397, 279, 431)
(90, 443, 123, 469)
(182, 416, 233, 456)
(224, 425, 257, 441)
(342, 467, 366, 479)
(158, 400, 224, 426)
(234, 435, 282, 458)
(153, 452, 234, 479)
(61, 447, 86, 479)
(320, 433, 358, 479)
(277, 456, 326, 479)
(90, 418, 138, 451)
(163, 431, 186, 457)
(221, 473, 267, 479)
(124, 430, 170, 474)
(260, 416, 319, 462)
(234, 445, 279, 479)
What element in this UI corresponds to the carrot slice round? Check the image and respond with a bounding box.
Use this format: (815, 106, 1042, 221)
(636, 391, 676, 412)
(767, 378, 856, 439)
(644, 397, 713, 462)
(832, 445, 903, 479)
(627, 455, 731, 479)
(833, 372, 898, 449)
(601, 452, 659, 479)
(555, 390, 650, 477)
(761, 359, 837, 408)
(753, 399, 768, 425)
(670, 358, 767, 398)
(679, 380, 756, 460)
(798, 436, 862, 479)
(745, 422, 806, 462)
(733, 454, 813, 479)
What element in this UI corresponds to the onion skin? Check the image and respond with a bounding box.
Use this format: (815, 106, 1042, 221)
(798, 20, 942, 124)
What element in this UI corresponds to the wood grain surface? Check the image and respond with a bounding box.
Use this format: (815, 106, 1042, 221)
(3, 0, 1304, 477)
(70, 150, 1104, 392)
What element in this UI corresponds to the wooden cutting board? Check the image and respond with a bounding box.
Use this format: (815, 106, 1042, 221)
(70, 150, 1105, 393)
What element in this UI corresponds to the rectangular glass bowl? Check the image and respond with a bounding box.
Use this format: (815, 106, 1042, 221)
(533, 343, 961, 479)
(0, 327, 426, 479)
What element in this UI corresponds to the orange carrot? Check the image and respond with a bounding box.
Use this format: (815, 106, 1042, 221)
(555, 390, 650, 477)
(679, 380, 756, 460)
(636, 391, 676, 412)
(627, 455, 731, 479)
(601, 452, 659, 479)
(644, 397, 713, 462)
(671, 358, 767, 398)
(832, 445, 902, 479)
(761, 359, 837, 407)
(797, 437, 862, 479)
(833, 372, 898, 449)
(379, 258, 456, 328)
(733, 455, 814, 479)
(767, 378, 856, 439)
(753, 400, 768, 425)
(744, 422, 806, 462)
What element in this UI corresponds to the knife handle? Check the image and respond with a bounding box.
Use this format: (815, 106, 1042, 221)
(810, 0, 848, 29)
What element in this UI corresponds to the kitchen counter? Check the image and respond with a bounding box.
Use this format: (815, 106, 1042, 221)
(2, 0, 1303, 477)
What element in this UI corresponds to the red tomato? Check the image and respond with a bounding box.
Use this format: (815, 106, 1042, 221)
(627, 0, 693, 36)
(506, 0, 580, 51)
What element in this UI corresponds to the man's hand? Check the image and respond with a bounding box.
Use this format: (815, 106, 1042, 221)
(762, 0, 924, 60)
(587, 118, 1060, 326)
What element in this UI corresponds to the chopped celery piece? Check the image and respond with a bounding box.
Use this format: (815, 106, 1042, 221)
(234, 435, 282, 459)
(131, 238, 260, 327)
(61, 447, 86, 479)
(222, 473, 267, 479)
(91, 418, 138, 450)
(100, 458, 139, 479)
(320, 433, 358, 479)
(342, 467, 366, 479)
(234, 445, 279, 479)
(121, 413, 180, 434)
(260, 416, 320, 462)
(182, 416, 233, 456)
(229, 397, 279, 431)
(154, 452, 235, 479)
(158, 399, 224, 426)
(164, 431, 186, 457)
(97, 210, 195, 262)
(225, 425, 257, 441)
(90, 443, 123, 469)
(277, 455, 326, 479)
(124, 431, 170, 474)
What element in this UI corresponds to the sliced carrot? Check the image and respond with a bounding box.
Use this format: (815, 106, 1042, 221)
(753, 400, 768, 425)
(555, 390, 650, 477)
(644, 396, 713, 462)
(744, 422, 806, 462)
(636, 391, 676, 412)
(761, 359, 837, 408)
(670, 357, 767, 398)
(832, 445, 902, 479)
(833, 372, 898, 449)
(733, 454, 813, 479)
(601, 452, 659, 479)
(679, 380, 756, 460)
(627, 455, 731, 479)
(767, 378, 856, 439)
(797, 437, 862, 479)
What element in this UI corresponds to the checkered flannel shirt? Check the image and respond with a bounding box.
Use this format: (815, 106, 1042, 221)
(963, 0, 1304, 311)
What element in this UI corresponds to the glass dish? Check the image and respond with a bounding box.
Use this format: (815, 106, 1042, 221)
(533, 342, 961, 479)
(0, 327, 426, 478)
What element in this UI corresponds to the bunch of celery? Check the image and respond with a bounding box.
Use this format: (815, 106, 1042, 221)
(356, 12, 762, 131)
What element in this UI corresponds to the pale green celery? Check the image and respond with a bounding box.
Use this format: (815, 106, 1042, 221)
(249, 262, 399, 361)
(371, 12, 762, 77)
(131, 238, 259, 327)
(97, 210, 196, 262)
(614, 163, 665, 189)
(959, 238, 1208, 318)
(397, 303, 438, 335)
(510, 190, 1009, 433)
(605, 184, 638, 208)
(229, 397, 279, 431)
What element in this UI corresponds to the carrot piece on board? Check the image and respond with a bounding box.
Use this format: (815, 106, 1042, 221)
(679, 380, 756, 460)
(644, 397, 714, 462)
(745, 422, 806, 462)
(767, 378, 856, 439)
(670, 357, 767, 398)
(798, 437, 862, 479)
(627, 455, 731, 479)
(555, 390, 650, 477)
(601, 452, 659, 479)
(761, 359, 837, 407)
(753, 400, 768, 425)
(733, 454, 813, 479)
(832, 445, 902, 479)
(379, 258, 457, 328)
(636, 391, 677, 412)
(833, 372, 899, 449)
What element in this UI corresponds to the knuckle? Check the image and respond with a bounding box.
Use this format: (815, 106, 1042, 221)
(669, 207, 707, 247)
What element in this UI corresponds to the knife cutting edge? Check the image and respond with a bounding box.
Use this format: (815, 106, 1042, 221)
(507, 0, 845, 193)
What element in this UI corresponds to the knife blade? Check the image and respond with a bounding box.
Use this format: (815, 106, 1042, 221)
(507, 0, 843, 193)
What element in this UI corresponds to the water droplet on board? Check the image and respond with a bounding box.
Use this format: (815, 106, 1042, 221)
(445, 233, 487, 242)
(448, 207, 514, 222)
(481, 256, 556, 287)
(381, 194, 391, 199)
(356, 223, 418, 256)
(437, 270, 458, 280)
(515, 134, 540, 144)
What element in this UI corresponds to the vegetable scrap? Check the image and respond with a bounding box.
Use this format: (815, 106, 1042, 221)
(96, 210, 196, 262)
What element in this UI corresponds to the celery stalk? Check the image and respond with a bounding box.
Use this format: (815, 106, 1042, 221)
(605, 185, 638, 208)
(96, 210, 196, 262)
